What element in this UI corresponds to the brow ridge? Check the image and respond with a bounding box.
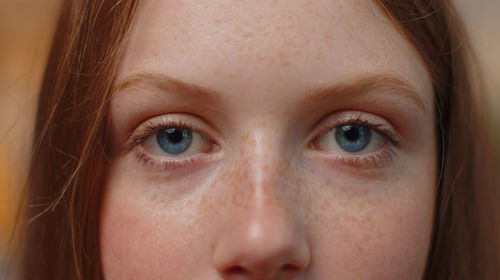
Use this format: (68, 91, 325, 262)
(307, 75, 426, 110)
(114, 72, 426, 110)
(113, 72, 219, 103)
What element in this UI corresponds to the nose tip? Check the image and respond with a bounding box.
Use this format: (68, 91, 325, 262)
(214, 224, 310, 279)
(213, 205, 310, 279)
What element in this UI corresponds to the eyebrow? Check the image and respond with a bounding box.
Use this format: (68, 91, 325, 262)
(113, 72, 219, 104)
(306, 75, 425, 110)
(113, 72, 426, 110)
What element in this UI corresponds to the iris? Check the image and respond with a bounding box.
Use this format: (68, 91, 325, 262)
(335, 125, 371, 153)
(156, 127, 193, 154)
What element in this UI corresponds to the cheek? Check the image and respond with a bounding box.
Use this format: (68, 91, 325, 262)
(311, 191, 434, 279)
(302, 165, 435, 279)
(99, 165, 219, 279)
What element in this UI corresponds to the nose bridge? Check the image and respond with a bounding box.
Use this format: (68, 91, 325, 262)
(247, 136, 286, 242)
(246, 129, 281, 211)
(237, 129, 288, 224)
(213, 129, 310, 278)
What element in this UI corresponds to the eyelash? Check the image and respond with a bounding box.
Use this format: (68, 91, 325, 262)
(124, 118, 219, 171)
(126, 114, 403, 171)
(316, 116, 403, 147)
(126, 119, 194, 152)
(310, 115, 403, 169)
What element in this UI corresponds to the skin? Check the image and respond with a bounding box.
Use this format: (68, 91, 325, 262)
(100, 0, 437, 279)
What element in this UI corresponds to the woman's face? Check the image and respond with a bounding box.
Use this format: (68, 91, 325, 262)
(100, 0, 437, 279)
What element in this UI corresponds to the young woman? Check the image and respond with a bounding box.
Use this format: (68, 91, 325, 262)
(21, 0, 499, 279)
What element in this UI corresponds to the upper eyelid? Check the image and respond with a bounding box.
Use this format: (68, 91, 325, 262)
(318, 120, 396, 143)
(305, 111, 405, 148)
(123, 114, 222, 153)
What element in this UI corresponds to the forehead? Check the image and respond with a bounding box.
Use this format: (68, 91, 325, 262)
(117, 0, 431, 109)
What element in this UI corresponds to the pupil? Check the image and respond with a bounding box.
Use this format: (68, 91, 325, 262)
(335, 125, 371, 153)
(167, 128, 184, 143)
(344, 126, 360, 142)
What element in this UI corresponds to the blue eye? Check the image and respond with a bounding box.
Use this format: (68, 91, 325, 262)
(315, 123, 385, 155)
(156, 127, 193, 154)
(143, 123, 211, 157)
(335, 125, 371, 153)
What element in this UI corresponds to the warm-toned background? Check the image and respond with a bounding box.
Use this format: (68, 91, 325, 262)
(0, 0, 62, 272)
(0, 0, 499, 272)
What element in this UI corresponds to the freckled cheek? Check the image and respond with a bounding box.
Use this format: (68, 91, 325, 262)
(303, 177, 434, 279)
(99, 175, 218, 278)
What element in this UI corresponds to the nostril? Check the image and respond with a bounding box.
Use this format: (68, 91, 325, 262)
(223, 263, 302, 278)
(225, 265, 251, 276)
(282, 263, 303, 274)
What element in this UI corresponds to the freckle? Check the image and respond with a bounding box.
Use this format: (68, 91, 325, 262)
(262, 163, 270, 172)
(243, 31, 254, 38)
(242, 169, 249, 180)
(320, 201, 327, 212)
(312, 187, 320, 200)
(356, 243, 364, 254)
(321, 197, 332, 210)
(149, 175, 160, 181)
(357, 200, 368, 211)
(249, 139, 256, 148)
(362, 232, 372, 245)
(150, 193, 158, 203)
(315, 211, 324, 223)
(141, 231, 149, 240)
(323, 178, 332, 187)
(219, 196, 227, 207)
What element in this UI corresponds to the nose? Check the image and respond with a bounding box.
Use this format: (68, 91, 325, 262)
(213, 139, 310, 279)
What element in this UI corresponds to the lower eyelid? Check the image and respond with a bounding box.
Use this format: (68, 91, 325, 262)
(134, 148, 207, 172)
(340, 149, 398, 169)
(305, 147, 398, 169)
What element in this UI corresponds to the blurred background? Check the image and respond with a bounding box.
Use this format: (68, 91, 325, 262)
(0, 0, 498, 274)
(0, 0, 62, 273)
